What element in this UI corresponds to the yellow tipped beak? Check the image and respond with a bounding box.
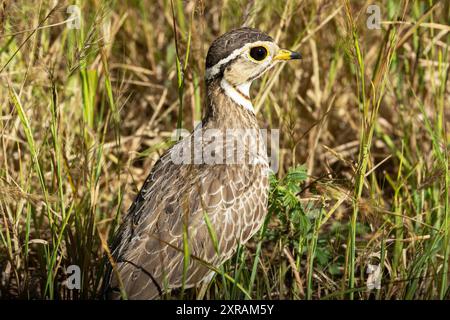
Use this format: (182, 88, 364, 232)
(273, 49, 302, 61)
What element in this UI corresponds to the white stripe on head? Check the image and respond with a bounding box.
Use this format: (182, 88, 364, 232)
(205, 41, 273, 80)
(220, 79, 254, 113)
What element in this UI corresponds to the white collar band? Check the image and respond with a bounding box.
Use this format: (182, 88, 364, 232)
(220, 79, 254, 113)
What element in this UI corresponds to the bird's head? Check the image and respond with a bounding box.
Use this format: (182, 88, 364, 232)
(205, 27, 301, 87)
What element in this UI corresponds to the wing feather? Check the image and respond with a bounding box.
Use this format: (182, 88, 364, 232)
(104, 132, 269, 300)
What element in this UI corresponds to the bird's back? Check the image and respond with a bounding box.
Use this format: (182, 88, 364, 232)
(104, 115, 269, 299)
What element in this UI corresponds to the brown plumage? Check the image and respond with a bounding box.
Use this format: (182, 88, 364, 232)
(103, 27, 300, 299)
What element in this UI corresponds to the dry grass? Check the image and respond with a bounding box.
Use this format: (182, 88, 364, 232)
(0, 0, 449, 299)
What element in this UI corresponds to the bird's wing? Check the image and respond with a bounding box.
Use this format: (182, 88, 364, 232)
(105, 138, 268, 299)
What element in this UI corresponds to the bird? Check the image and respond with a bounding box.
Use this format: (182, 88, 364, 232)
(103, 27, 301, 299)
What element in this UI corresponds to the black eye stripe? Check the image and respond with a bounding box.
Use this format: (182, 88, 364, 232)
(249, 46, 268, 61)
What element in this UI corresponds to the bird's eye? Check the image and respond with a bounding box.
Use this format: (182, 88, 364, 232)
(249, 46, 268, 61)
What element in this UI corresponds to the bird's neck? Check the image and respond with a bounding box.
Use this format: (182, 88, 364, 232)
(203, 78, 258, 129)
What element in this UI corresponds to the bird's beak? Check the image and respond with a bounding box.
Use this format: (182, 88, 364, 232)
(273, 49, 302, 61)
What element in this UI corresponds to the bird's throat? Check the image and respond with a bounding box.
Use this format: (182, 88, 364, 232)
(220, 79, 254, 113)
(204, 78, 259, 130)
